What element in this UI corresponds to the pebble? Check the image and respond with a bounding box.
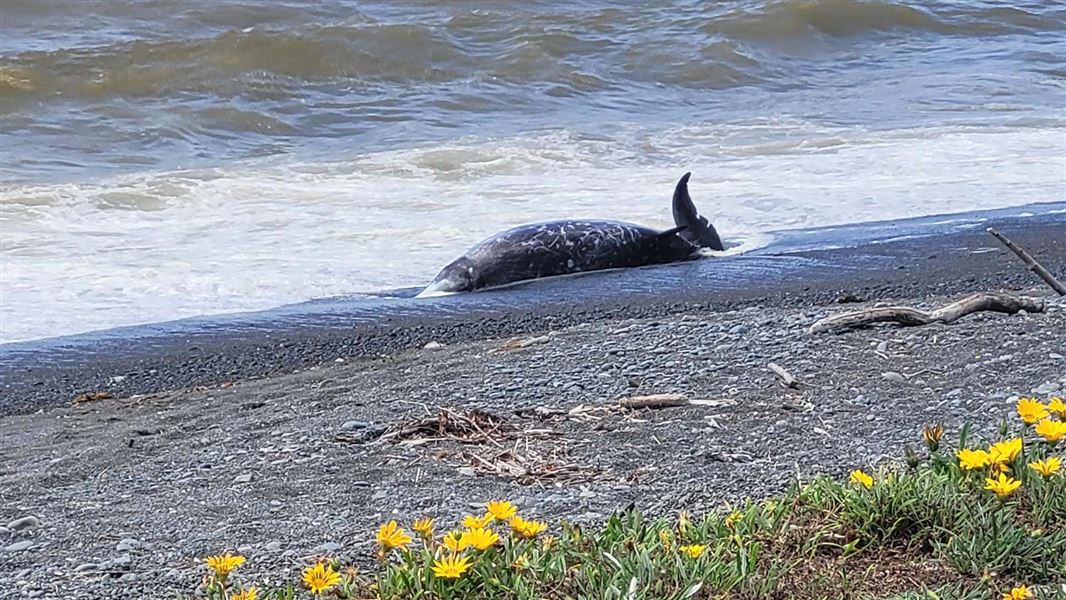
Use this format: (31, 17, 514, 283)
(4, 540, 34, 552)
(729, 325, 749, 335)
(115, 538, 140, 552)
(74, 563, 101, 573)
(265, 541, 283, 552)
(340, 420, 371, 431)
(234, 473, 253, 483)
(423, 341, 444, 350)
(0, 526, 9, 538)
(881, 371, 906, 383)
(6, 516, 40, 531)
(876, 341, 888, 353)
(316, 541, 342, 552)
(1050, 353, 1064, 360)
(1033, 382, 1061, 395)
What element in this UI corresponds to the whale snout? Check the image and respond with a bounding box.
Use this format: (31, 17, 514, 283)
(416, 258, 476, 298)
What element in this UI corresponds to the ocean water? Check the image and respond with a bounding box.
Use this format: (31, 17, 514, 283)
(1, 1, 1064, 343)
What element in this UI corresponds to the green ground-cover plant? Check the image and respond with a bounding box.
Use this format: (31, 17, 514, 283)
(193, 394, 1066, 600)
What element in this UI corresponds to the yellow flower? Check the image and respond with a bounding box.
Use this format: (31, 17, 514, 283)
(303, 562, 341, 595)
(922, 423, 944, 451)
(375, 521, 413, 551)
(441, 530, 465, 552)
(485, 500, 517, 522)
(1049, 397, 1066, 419)
(541, 535, 556, 551)
(1002, 585, 1032, 600)
(679, 544, 706, 559)
(459, 527, 500, 551)
(677, 510, 692, 534)
(1029, 456, 1062, 477)
(509, 516, 548, 540)
(984, 473, 1022, 498)
(412, 517, 434, 539)
(957, 448, 990, 471)
(989, 438, 1023, 464)
(659, 529, 673, 551)
(724, 510, 742, 529)
(204, 554, 245, 577)
(850, 470, 874, 488)
(1034, 419, 1066, 443)
(462, 514, 493, 529)
(431, 553, 472, 579)
(231, 588, 258, 600)
(1017, 397, 1049, 424)
(512, 554, 530, 570)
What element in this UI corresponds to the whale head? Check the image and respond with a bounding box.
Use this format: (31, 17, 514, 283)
(416, 257, 477, 298)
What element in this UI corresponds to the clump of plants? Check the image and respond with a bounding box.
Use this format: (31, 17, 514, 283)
(198, 395, 1066, 600)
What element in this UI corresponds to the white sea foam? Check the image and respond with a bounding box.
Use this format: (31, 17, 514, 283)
(2, 119, 1064, 342)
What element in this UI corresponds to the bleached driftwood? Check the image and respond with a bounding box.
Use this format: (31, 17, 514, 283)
(618, 393, 689, 409)
(987, 228, 1066, 296)
(767, 362, 799, 388)
(809, 292, 1044, 334)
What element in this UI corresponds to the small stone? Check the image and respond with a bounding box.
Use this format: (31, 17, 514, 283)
(119, 573, 138, 583)
(729, 324, 749, 335)
(265, 541, 283, 552)
(234, 473, 253, 483)
(6, 516, 40, 531)
(518, 335, 551, 348)
(111, 554, 132, 567)
(164, 568, 182, 580)
(423, 341, 444, 350)
(371, 490, 389, 501)
(882, 372, 906, 383)
(115, 538, 140, 552)
(1050, 353, 1064, 360)
(0, 526, 9, 538)
(1033, 382, 1061, 395)
(340, 420, 370, 431)
(876, 341, 888, 353)
(316, 542, 342, 552)
(237, 544, 254, 555)
(74, 563, 101, 573)
(4, 540, 34, 552)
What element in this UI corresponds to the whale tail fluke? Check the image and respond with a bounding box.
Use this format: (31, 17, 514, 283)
(671, 172, 724, 251)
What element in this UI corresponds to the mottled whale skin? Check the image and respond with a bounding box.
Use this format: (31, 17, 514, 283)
(418, 173, 723, 296)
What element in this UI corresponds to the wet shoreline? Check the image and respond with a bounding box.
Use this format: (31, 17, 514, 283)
(1, 203, 1063, 415)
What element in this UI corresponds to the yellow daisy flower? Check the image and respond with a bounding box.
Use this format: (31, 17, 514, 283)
(375, 521, 413, 551)
(724, 510, 742, 529)
(231, 588, 258, 600)
(431, 554, 472, 579)
(1048, 397, 1066, 419)
(303, 562, 341, 595)
(1029, 456, 1062, 477)
(462, 514, 493, 529)
(509, 516, 548, 540)
(512, 553, 530, 570)
(412, 517, 434, 540)
(679, 544, 706, 559)
(485, 500, 517, 522)
(984, 473, 1022, 498)
(658, 529, 673, 551)
(441, 530, 465, 552)
(1017, 397, 1049, 424)
(204, 554, 245, 577)
(989, 438, 1023, 464)
(957, 448, 990, 471)
(850, 469, 874, 488)
(1002, 585, 1032, 600)
(1034, 418, 1066, 443)
(459, 527, 500, 551)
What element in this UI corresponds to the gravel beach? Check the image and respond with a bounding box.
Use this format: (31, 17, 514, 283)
(1, 215, 1064, 599)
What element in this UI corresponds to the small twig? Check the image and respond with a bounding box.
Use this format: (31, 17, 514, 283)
(987, 228, 1066, 295)
(767, 362, 799, 389)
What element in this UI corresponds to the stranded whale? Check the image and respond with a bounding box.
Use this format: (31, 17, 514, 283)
(417, 173, 723, 296)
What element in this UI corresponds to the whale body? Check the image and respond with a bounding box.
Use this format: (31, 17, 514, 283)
(418, 173, 723, 296)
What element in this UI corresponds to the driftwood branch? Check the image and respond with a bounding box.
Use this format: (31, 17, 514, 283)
(809, 292, 1044, 334)
(618, 393, 689, 409)
(987, 228, 1066, 296)
(767, 362, 799, 389)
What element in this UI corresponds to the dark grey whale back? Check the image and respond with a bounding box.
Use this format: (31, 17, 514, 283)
(419, 173, 721, 295)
